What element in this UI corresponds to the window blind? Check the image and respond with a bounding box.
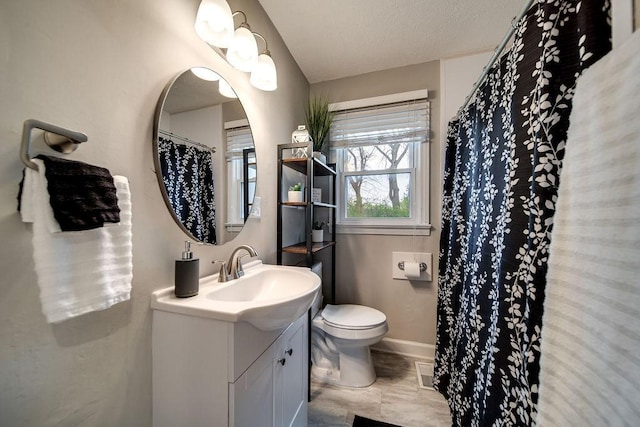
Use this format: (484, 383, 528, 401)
(330, 99, 429, 148)
(225, 126, 253, 160)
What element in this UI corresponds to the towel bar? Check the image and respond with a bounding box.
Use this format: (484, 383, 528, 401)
(20, 119, 88, 171)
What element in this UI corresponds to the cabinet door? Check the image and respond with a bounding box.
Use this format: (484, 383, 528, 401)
(230, 344, 274, 427)
(274, 317, 307, 427)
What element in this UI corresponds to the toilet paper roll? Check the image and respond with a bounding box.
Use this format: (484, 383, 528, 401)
(404, 262, 421, 279)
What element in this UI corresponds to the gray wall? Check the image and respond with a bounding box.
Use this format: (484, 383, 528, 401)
(0, 0, 308, 425)
(3, 0, 627, 423)
(311, 61, 442, 345)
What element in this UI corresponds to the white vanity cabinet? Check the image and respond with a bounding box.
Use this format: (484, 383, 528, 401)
(153, 311, 308, 427)
(230, 315, 307, 426)
(275, 316, 306, 426)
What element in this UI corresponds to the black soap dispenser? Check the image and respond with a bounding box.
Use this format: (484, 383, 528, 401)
(174, 241, 199, 298)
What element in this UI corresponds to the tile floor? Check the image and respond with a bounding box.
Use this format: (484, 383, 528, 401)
(308, 350, 452, 427)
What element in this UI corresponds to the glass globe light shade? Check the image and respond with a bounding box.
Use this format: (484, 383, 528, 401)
(250, 53, 277, 91)
(194, 0, 234, 48)
(190, 67, 220, 81)
(226, 26, 258, 72)
(218, 79, 238, 99)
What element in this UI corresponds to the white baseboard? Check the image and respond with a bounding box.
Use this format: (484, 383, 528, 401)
(371, 337, 435, 361)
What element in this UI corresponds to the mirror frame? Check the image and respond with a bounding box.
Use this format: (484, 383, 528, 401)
(152, 68, 255, 245)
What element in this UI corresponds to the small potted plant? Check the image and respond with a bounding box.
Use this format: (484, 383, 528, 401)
(288, 182, 303, 203)
(305, 95, 334, 163)
(312, 220, 324, 243)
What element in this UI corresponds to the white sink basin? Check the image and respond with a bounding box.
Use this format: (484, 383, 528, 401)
(151, 261, 321, 331)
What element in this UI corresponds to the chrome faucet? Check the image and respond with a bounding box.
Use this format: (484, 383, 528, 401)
(213, 245, 258, 282)
(228, 245, 258, 279)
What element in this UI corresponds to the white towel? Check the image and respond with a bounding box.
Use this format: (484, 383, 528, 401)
(22, 159, 133, 323)
(536, 32, 640, 426)
(20, 160, 61, 233)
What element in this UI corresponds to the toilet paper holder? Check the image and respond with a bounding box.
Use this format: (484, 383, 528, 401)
(397, 261, 427, 272)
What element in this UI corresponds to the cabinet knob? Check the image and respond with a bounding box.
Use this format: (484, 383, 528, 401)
(278, 358, 286, 366)
(285, 349, 293, 356)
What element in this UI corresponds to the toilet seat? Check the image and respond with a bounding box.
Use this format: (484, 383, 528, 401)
(322, 304, 387, 330)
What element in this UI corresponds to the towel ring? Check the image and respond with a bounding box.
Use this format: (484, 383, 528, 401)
(20, 119, 88, 171)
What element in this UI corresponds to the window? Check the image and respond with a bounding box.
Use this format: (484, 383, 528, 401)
(330, 91, 431, 235)
(225, 124, 255, 230)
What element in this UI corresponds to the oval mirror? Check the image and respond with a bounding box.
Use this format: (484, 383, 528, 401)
(153, 68, 256, 245)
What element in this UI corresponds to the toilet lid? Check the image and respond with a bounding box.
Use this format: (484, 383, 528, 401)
(322, 304, 387, 329)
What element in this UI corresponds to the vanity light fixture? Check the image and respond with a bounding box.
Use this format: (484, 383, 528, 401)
(218, 78, 238, 99)
(249, 33, 277, 91)
(194, 0, 277, 91)
(190, 67, 220, 81)
(225, 12, 258, 72)
(194, 0, 234, 48)
(190, 67, 236, 99)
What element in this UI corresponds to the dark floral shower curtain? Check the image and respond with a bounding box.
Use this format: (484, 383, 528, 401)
(434, 1, 611, 425)
(158, 137, 217, 244)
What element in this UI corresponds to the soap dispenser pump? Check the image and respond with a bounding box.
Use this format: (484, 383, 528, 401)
(174, 241, 199, 298)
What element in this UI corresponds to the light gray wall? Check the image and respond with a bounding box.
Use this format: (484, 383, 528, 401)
(0, 0, 308, 425)
(310, 61, 442, 345)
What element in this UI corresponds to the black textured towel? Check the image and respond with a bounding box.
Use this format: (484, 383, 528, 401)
(36, 155, 120, 231)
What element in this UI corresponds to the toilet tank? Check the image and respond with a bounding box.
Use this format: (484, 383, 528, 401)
(311, 262, 323, 317)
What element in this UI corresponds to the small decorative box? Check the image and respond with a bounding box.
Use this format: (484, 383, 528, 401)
(312, 188, 322, 203)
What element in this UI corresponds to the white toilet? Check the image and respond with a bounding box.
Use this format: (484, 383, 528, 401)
(311, 303, 388, 387)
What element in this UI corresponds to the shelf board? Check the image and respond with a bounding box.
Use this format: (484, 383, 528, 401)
(281, 241, 336, 254)
(312, 202, 336, 209)
(282, 158, 307, 174)
(280, 201, 336, 208)
(282, 157, 336, 176)
(313, 159, 337, 176)
(281, 201, 307, 207)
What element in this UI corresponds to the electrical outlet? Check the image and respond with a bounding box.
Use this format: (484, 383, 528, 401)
(249, 196, 261, 218)
(392, 252, 432, 281)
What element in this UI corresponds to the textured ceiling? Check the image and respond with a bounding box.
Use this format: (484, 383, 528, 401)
(257, 0, 528, 83)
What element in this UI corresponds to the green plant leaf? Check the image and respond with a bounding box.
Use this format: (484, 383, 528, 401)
(305, 95, 335, 153)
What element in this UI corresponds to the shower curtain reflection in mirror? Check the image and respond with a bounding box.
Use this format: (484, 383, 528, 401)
(158, 136, 216, 244)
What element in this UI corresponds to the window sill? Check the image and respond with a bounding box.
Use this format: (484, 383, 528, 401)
(336, 223, 432, 236)
(225, 223, 244, 233)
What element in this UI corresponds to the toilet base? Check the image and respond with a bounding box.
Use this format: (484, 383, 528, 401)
(312, 345, 376, 388)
